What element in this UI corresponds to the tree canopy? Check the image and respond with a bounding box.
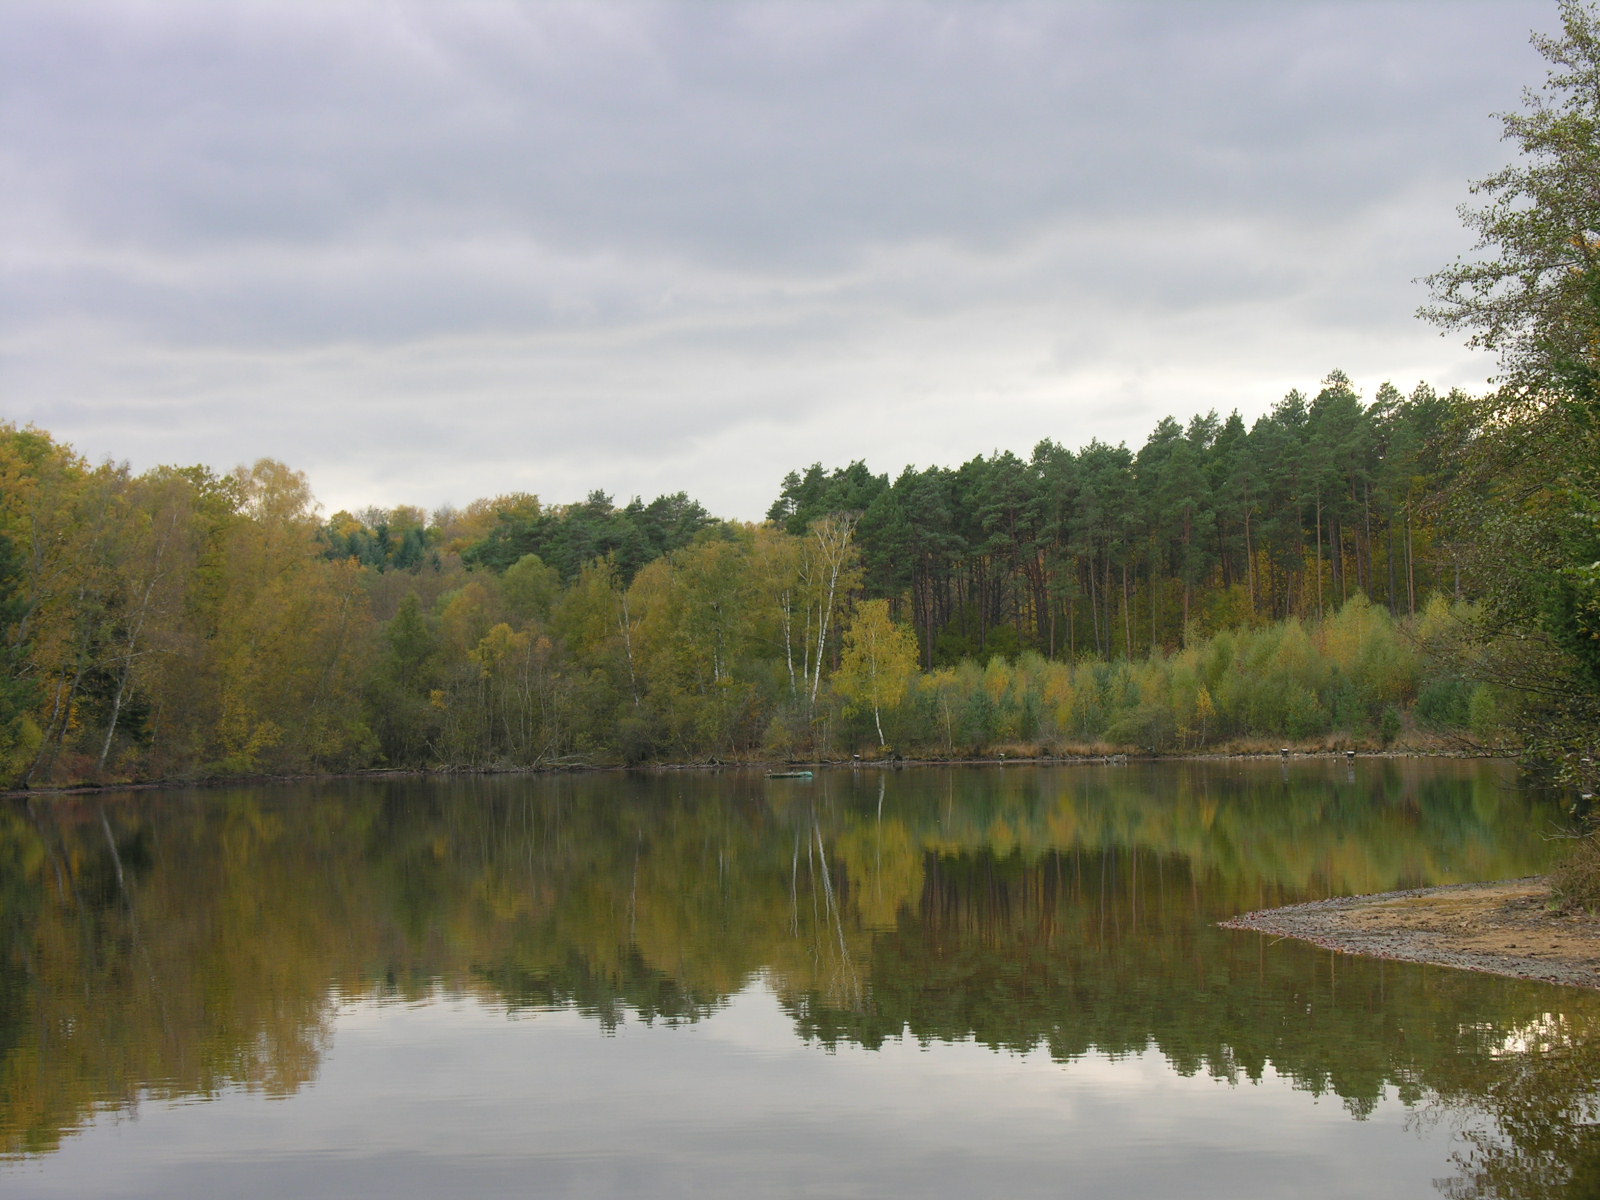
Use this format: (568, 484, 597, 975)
(0, 388, 1499, 787)
(1422, 0, 1600, 399)
(1421, 0, 1600, 790)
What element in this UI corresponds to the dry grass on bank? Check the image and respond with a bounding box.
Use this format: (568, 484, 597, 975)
(1550, 830, 1600, 914)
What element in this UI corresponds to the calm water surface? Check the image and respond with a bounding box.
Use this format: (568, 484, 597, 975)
(3, 759, 1596, 1199)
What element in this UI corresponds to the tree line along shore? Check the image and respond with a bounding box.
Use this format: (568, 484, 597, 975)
(0, 380, 1519, 789)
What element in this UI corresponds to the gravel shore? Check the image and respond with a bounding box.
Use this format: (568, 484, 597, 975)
(1220, 877, 1600, 990)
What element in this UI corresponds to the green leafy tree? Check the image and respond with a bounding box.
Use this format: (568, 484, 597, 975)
(1421, 0, 1600, 791)
(834, 599, 919, 748)
(1421, 1, 1600, 394)
(366, 592, 443, 764)
(0, 531, 37, 780)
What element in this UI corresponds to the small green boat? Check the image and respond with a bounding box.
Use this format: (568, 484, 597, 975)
(766, 769, 814, 779)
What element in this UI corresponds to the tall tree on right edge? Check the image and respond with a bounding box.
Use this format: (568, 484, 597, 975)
(1421, 0, 1600, 787)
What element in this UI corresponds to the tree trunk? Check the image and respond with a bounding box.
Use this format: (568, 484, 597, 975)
(1314, 493, 1324, 620)
(1121, 563, 1133, 660)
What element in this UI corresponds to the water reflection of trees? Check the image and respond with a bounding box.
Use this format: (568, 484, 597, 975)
(1430, 1008, 1600, 1200)
(1, 762, 1594, 1198)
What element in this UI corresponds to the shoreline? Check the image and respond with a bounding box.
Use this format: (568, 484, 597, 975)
(0, 745, 1501, 802)
(1221, 878, 1600, 991)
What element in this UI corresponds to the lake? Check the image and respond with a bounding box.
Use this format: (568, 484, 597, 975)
(2, 759, 1596, 1199)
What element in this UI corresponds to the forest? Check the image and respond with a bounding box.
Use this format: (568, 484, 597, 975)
(0, 372, 1517, 788)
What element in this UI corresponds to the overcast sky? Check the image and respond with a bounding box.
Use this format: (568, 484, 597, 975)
(0, 1, 1558, 522)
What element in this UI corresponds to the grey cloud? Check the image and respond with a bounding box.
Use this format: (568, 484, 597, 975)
(7, 2, 1544, 257)
(0, 0, 1558, 520)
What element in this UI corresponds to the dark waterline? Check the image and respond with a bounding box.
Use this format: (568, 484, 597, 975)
(2, 759, 1595, 1199)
